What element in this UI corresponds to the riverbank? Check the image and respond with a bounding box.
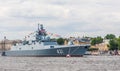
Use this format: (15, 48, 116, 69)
(0, 56, 120, 71)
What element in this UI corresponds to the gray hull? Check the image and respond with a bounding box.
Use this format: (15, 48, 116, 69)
(3, 46, 89, 57)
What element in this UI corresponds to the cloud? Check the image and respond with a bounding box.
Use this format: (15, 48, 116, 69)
(0, 0, 120, 39)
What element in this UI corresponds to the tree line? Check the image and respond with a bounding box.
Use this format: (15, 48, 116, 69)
(56, 34, 120, 51)
(91, 34, 120, 50)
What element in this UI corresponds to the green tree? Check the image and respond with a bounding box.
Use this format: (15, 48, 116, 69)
(91, 36, 103, 45)
(116, 37, 120, 50)
(105, 34, 116, 39)
(96, 36, 103, 44)
(88, 48, 99, 51)
(57, 38, 64, 45)
(91, 38, 96, 45)
(109, 39, 118, 50)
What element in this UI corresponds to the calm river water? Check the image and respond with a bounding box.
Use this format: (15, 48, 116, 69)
(0, 56, 120, 71)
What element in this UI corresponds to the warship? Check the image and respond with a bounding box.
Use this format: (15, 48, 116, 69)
(2, 24, 90, 57)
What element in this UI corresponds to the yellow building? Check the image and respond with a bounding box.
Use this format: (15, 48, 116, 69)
(90, 39, 109, 51)
(0, 39, 22, 50)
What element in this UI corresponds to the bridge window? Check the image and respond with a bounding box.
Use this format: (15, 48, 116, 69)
(50, 46, 54, 48)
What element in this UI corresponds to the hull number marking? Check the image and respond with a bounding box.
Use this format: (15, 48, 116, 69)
(57, 49, 64, 54)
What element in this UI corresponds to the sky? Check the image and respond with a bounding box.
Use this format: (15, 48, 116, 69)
(0, 0, 120, 40)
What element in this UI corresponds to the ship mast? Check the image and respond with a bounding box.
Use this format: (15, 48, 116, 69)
(36, 23, 47, 41)
(38, 23, 40, 31)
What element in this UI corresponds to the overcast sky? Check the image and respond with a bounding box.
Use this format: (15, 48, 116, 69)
(0, 0, 120, 40)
